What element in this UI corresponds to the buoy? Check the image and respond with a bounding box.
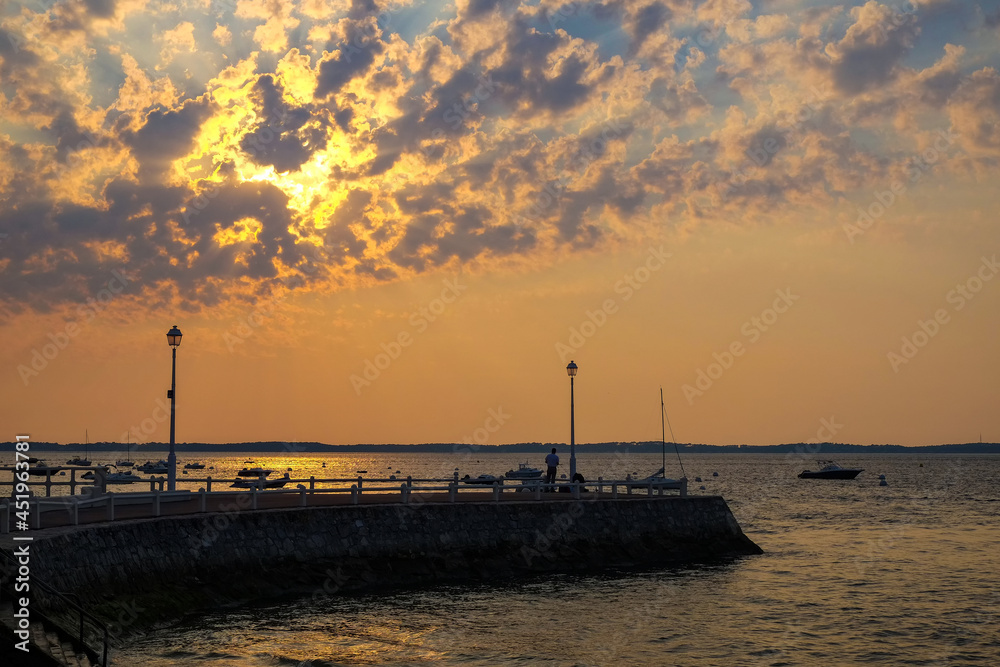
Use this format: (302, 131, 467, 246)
(712, 472, 719, 477)
(699, 485, 706, 490)
(879, 474, 888, 487)
(695, 476, 703, 482)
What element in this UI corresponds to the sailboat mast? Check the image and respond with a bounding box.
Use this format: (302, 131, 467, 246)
(660, 388, 686, 478)
(659, 387, 666, 473)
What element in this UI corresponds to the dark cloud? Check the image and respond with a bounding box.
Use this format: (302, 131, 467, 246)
(240, 75, 330, 173)
(920, 68, 961, 107)
(489, 22, 593, 114)
(830, 7, 919, 95)
(387, 184, 535, 271)
(124, 97, 216, 181)
(83, 0, 116, 18)
(315, 18, 386, 98)
(321, 188, 371, 263)
(629, 3, 672, 55)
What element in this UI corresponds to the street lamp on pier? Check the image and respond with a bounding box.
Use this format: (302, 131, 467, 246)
(166, 325, 182, 491)
(566, 360, 578, 481)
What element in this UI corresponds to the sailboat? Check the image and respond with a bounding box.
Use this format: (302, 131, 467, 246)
(116, 433, 135, 467)
(633, 388, 687, 485)
(66, 430, 92, 466)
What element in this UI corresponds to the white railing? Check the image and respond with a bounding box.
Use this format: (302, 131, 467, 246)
(0, 475, 688, 533)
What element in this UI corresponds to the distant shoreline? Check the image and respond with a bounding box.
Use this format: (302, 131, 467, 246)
(2, 441, 998, 454)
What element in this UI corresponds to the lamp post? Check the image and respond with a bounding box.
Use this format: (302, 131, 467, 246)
(166, 325, 182, 491)
(566, 360, 578, 481)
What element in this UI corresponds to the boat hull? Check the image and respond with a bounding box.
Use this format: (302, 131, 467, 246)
(798, 469, 863, 479)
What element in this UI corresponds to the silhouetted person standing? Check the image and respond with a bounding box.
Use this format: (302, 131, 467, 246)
(545, 448, 559, 486)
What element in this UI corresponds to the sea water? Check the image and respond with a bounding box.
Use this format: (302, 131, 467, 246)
(38, 452, 1000, 665)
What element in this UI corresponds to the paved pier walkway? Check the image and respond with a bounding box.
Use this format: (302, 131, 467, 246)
(1, 485, 679, 544)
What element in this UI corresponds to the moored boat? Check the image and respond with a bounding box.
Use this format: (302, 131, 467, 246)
(798, 461, 863, 479)
(462, 474, 502, 485)
(106, 470, 143, 484)
(237, 467, 273, 477)
(231, 473, 290, 488)
(504, 462, 542, 480)
(137, 460, 169, 474)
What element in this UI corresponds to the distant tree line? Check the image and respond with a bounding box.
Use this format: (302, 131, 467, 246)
(2, 441, 998, 454)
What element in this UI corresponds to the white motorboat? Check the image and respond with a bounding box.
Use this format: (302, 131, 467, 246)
(504, 462, 543, 480)
(231, 473, 290, 489)
(106, 470, 143, 484)
(137, 460, 169, 474)
(798, 461, 863, 479)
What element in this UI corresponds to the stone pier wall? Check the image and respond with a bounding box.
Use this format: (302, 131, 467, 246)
(23, 496, 761, 630)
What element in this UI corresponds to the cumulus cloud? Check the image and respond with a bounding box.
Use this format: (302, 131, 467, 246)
(0, 0, 998, 313)
(826, 1, 920, 95)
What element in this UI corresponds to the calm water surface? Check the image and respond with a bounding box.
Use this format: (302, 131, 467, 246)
(97, 453, 1000, 665)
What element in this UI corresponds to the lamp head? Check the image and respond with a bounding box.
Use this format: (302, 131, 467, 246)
(566, 360, 578, 377)
(166, 325, 183, 348)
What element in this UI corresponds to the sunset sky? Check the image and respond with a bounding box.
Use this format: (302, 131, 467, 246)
(2, 0, 998, 447)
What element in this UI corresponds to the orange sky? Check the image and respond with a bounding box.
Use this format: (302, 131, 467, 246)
(2, 1, 999, 446)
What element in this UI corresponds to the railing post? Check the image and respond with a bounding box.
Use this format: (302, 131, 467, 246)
(572, 483, 581, 500)
(597, 476, 603, 494)
(453, 471, 458, 484)
(612, 483, 618, 500)
(401, 483, 409, 504)
(647, 480, 654, 496)
(206, 476, 212, 493)
(45, 472, 52, 497)
(351, 484, 358, 505)
(406, 475, 412, 488)
(200, 488, 207, 512)
(534, 482, 541, 501)
(448, 481, 456, 503)
(680, 478, 688, 497)
(300, 487, 307, 506)
(310, 476, 316, 495)
(492, 482, 500, 503)
(70, 469, 76, 496)
(153, 489, 161, 516)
